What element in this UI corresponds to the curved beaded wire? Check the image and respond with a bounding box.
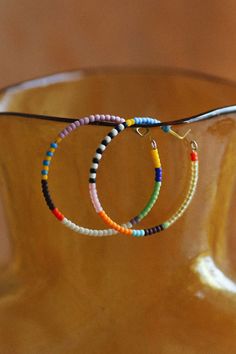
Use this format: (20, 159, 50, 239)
(89, 117, 199, 237)
(41, 114, 163, 236)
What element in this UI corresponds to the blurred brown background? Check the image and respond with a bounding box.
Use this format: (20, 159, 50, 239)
(0, 0, 235, 88)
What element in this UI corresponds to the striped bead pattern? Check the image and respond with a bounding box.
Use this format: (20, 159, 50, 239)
(41, 114, 161, 236)
(89, 117, 199, 237)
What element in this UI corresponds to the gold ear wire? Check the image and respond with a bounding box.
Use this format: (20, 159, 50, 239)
(169, 128, 191, 139)
(161, 125, 191, 140)
(135, 127, 150, 137)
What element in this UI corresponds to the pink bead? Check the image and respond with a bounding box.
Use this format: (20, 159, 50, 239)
(75, 120, 80, 127)
(79, 119, 85, 125)
(59, 132, 65, 139)
(90, 189, 102, 212)
(84, 117, 90, 124)
(70, 123, 77, 129)
(63, 129, 69, 135)
(105, 114, 111, 120)
(89, 115, 95, 122)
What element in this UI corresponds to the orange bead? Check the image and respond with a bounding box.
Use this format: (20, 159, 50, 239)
(190, 151, 198, 161)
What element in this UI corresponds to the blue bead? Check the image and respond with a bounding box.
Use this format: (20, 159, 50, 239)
(140, 230, 145, 236)
(142, 118, 147, 124)
(46, 151, 53, 157)
(41, 170, 48, 175)
(155, 171, 162, 180)
(50, 142, 58, 148)
(43, 160, 50, 166)
(161, 125, 171, 133)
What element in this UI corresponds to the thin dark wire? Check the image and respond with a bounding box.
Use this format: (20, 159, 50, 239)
(0, 105, 236, 127)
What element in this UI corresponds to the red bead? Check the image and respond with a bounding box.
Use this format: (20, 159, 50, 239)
(52, 208, 64, 221)
(190, 151, 198, 161)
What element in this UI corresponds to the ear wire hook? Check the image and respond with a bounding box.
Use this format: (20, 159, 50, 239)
(161, 125, 191, 139)
(135, 127, 150, 137)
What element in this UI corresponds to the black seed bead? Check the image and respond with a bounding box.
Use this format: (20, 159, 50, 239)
(89, 178, 96, 183)
(149, 228, 156, 235)
(144, 229, 150, 236)
(42, 189, 55, 210)
(159, 224, 164, 231)
(130, 216, 139, 225)
(156, 225, 162, 232)
(41, 180, 48, 188)
(116, 125, 123, 132)
(96, 148, 103, 154)
(90, 168, 97, 173)
(93, 158, 99, 164)
(101, 139, 108, 146)
(108, 132, 114, 139)
(123, 122, 128, 128)
(42, 185, 48, 191)
(47, 199, 55, 210)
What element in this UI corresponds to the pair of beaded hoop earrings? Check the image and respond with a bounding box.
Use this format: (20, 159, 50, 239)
(41, 115, 199, 237)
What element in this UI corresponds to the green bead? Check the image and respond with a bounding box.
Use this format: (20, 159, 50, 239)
(162, 222, 170, 229)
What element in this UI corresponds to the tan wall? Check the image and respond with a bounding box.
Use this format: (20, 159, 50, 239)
(0, 0, 235, 87)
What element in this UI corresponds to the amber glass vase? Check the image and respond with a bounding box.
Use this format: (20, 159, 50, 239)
(0, 68, 236, 354)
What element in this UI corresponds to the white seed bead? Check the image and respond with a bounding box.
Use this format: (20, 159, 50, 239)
(111, 128, 118, 136)
(105, 136, 111, 143)
(95, 153, 102, 160)
(91, 163, 98, 169)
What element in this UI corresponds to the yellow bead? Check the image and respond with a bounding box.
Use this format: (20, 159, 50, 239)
(126, 119, 135, 127)
(151, 150, 161, 167)
(43, 166, 49, 171)
(42, 175, 48, 180)
(55, 137, 62, 143)
(49, 147, 55, 153)
(45, 156, 51, 161)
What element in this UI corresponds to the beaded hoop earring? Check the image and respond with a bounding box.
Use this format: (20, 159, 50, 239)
(89, 117, 199, 237)
(41, 115, 163, 236)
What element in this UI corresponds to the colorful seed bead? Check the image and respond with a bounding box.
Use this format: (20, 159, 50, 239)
(161, 125, 171, 133)
(191, 151, 198, 161)
(41, 115, 162, 236)
(89, 117, 199, 237)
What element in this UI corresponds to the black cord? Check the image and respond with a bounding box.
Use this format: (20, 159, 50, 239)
(0, 105, 236, 127)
